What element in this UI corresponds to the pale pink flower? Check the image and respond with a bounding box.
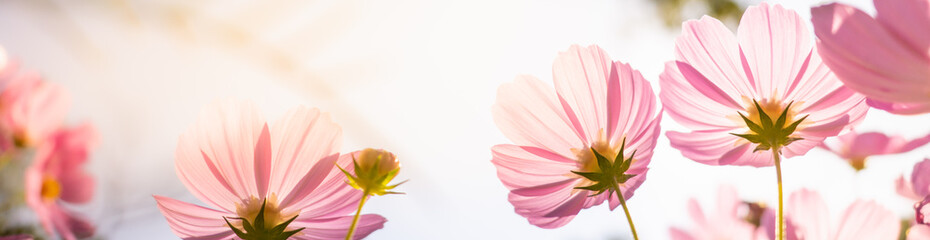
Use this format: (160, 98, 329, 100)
(154, 101, 386, 239)
(24, 123, 97, 240)
(491, 45, 662, 228)
(660, 3, 868, 167)
(909, 225, 930, 240)
(896, 159, 930, 202)
(812, 0, 930, 115)
(669, 186, 769, 240)
(818, 131, 930, 171)
(768, 189, 900, 240)
(0, 74, 70, 147)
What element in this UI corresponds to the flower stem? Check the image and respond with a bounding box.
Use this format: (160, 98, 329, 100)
(345, 190, 370, 240)
(772, 149, 785, 240)
(613, 187, 639, 240)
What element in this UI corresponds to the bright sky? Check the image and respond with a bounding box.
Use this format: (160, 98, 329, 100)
(0, 0, 927, 239)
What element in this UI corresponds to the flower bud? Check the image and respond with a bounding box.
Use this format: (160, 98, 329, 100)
(341, 148, 404, 196)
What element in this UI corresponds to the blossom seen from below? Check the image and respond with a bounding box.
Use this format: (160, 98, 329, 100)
(24, 123, 97, 240)
(812, 0, 930, 115)
(669, 186, 769, 240)
(774, 189, 899, 240)
(490, 45, 662, 232)
(154, 100, 385, 240)
(818, 131, 930, 171)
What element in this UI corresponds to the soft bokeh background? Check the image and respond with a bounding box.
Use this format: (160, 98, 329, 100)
(0, 0, 927, 239)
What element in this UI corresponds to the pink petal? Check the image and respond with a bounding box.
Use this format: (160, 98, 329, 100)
(907, 225, 930, 240)
(292, 214, 386, 240)
(667, 130, 772, 167)
(552, 45, 612, 142)
(491, 144, 577, 189)
(785, 189, 829, 240)
(912, 159, 930, 197)
(674, 15, 755, 100)
(659, 61, 744, 131)
(868, 98, 930, 115)
(289, 152, 364, 220)
(492, 75, 584, 159)
(812, 3, 930, 104)
(737, 3, 812, 99)
(268, 106, 342, 209)
(897, 175, 923, 201)
(57, 171, 94, 204)
(669, 227, 696, 240)
(176, 101, 268, 211)
(0, 75, 70, 146)
(606, 61, 659, 147)
(843, 132, 892, 158)
(832, 200, 900, 240)
(153, 195, 234, 240)
(49, 205, 94, 240)
(874, 0, 930, 53)
(254, 124, 272, 198)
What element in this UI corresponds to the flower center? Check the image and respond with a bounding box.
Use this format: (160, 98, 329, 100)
(569, 130, 638, 197)
(573, 131, 622, 185)
(40, 176, 61, 201)
(234, 194, 295, 230)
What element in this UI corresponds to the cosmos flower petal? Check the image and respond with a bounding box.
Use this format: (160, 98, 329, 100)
(908, 225, 930, 240)
(812, 3, 930, 104)
(832, 200, 900, 240)
(492, 75, 584, 158)
(269, 106, 342, 209)
(669, 227, 696, 240)
(737, 2, 812, 98)
(867, 99, 930, 115)
(607, 61, 659, 145)
(785, 189, 830, 240)
(153, 195, 234, 240)
(674, 16, 754, 100)
(491, 144, 577, 189)
(0, 74, 70, 146)
(667, 130, 765, 166)
(911, 159, 930, 197)
(874, 0, 930, 52)
(292, 214, 386, 240)
(659, 61, 744, 131)
(175, 100, 266, 211)
(552, 45, 613, 142)
(897, 175, 922, 201)
(292, 152, 365, 219)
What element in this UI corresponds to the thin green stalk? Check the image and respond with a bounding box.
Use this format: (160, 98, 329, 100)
(613, 187, 639, 240)
(345, 190, 370, 240)
(773, 149, 785, 240)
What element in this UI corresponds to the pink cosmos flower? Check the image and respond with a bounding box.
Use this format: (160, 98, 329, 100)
(154, 101, 386, 239)
(0, 74, 70, 147)
(811, 0, 930, 115)
(491, 45, 662, 228)
(772, 189, 899, 240)
(669, 186, 769, 240)
(660, 3, 868, 167)
(896, 159, 930, 202)
(24, 123, 97, 240)
(818, 131, 930, 171)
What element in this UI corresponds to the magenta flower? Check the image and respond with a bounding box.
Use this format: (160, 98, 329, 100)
(491, 45, 662, 233)
(812, 0, 930, 115)
(773, 189, 900, 240)
(818, 131, 930, 171)
(154, 101, 385, 240)
(24, 123, 97, 240)
(0, 74, 70, 147)
(669, 186, 769, 240)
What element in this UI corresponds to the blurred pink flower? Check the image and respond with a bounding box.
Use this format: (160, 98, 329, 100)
(812, 0, 930, 115)
(909, 225, 930, 240)
(491, 45, 662, 228)
(0, 74, 70, 147)
(24, 123, 97, 240)
(669, 186, 769, 240)
(896, 159, 930, 202)
(661, 3, 867, 167)
(772, 189, 899, 240)
(154, 101, 385, 239)
(818, 131, 930, 171)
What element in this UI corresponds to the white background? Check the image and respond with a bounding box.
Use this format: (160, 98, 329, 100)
(0, 0, 926, 239)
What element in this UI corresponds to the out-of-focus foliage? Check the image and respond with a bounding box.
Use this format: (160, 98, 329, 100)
(654, 0, 745, 28)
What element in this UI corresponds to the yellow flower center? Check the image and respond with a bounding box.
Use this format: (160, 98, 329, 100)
(743, 98, 799, 132)
(572, 130, 629, 187)
(234, 194, 296, 230)
(40, 176, 61, 201)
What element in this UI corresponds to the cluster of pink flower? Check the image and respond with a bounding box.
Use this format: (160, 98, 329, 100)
(0, 48, 97, 240)
(491, 1, 930, 240)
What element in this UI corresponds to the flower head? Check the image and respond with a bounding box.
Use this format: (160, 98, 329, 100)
(770, 189, 899, 240)
(0, 74, 69, 148)
(154, 100, 386, 240)
(491, 45, 662, 228)
(819, 131, 930, 171)
(660, 3, 868, 167)
(812, 0, 930, 115)
(340, 148, 403, 196)
(669, 186, 769, 240)
(24, 123, 97, 240)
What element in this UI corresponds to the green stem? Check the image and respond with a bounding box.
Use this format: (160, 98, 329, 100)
(772, 149, 785, 240)
(614, 187, 639, 240)
(345, 190, 370, 240)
